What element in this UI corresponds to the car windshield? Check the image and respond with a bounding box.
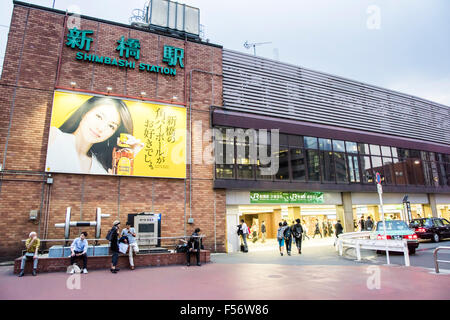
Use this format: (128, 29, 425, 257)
(376, 220, 409, 231)
(410, 219, 432, 227)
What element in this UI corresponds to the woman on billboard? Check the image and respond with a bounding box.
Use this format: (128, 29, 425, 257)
(46, 96, 143, 175)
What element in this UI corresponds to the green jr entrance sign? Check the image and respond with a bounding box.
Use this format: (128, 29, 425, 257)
(250, 191, 324, 204)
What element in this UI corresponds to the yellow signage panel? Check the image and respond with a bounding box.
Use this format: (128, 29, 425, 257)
(46, 91, 186, 178)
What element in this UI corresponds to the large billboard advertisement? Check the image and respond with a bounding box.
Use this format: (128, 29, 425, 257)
(45, 91, 186, 178)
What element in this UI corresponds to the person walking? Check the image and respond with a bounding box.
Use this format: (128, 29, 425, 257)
(109, 220, 121, 273)
(292, 219, 304, 254)
(365, 216, 374, 231)
(18, 231, 40, 277)
(334, 220, 344, 246)
(328, 221, 333, 237)
(239, 219, 249, 252)
(313, 220, 322, 238)
(277, 222, 286, 256)
(283, 221, 293, 256)
(322, 220, 328, 237)
(121, 222, 139, 270)
(359, 215, 365, 231)
(302, 220, 310, 241)
(260, 221, 267, 243)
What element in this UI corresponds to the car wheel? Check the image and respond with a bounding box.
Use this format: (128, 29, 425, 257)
(432, 233, 440, 243)
(408, 247, 416, 255)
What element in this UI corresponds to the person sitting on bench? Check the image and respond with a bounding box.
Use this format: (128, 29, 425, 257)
(186, 228, 202, 267)
(18, 231, 40, 277)
(70, 231, 89, 274)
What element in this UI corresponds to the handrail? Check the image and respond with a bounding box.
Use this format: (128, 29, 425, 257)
(336, 232, 410, 266)
(433, 246, 450, 274)
(20, 235, 205, 242)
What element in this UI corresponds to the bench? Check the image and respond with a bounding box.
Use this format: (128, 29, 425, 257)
(14, 250, 210, 274)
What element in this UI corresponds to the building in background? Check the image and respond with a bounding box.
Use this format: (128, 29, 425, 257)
(0, 1, 224, 259)
(0, 1, 448, 258)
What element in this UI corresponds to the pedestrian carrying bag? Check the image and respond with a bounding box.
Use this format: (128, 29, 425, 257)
(119, 242, 128, 254)
(284, 227, 292, 239)
(106, 227, 114, 241)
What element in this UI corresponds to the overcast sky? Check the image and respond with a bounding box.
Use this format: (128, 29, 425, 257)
(1, 0, 449, 106)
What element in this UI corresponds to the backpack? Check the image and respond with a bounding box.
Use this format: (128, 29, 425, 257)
(237, 225, 243, 236)
(284, 226, 292, 239)
(293, 225, 302, 238)
(106, 227, 114, 241)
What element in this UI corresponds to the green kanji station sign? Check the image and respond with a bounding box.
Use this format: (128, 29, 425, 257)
(66, 27, 184, 76)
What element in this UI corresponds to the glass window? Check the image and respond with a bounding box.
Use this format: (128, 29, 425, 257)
(433, 219, 444, 227)
(333, 140, 345, 153)
(215, 164, 234, 179)
(358, 143, 370, 155)
(410, 149, 421, 158)
(393, 158, 406, 185)
(348, 155, 360, 183)
(290, 148, 306, 181)
(334, 152, 348, 183)
(381, 146, 392, 157)
(382, 157, 394, 185)
(235, 138, 256, 180)
(371, 156, 384, 183)
(214, 134, 235, 179)
(360, 156, 373, 183)
(256, 160, 273, 181)
(391, 147, 398, 158)
(288, 135, 303, 147)
(275, 148, 290, 180)
(320, 151, 335, 182)
(279, 134, 288, 146)
(319, 138, 332, 151)
(370, 145, 381, 156)
(398, 148, 409, 160)
(345, 141, 358, 154)
(306, 150, 320, 181)
(304, 137, 318, 149)
(258, 130, 271, 145)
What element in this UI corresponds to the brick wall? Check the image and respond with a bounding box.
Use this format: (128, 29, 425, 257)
(0, 3, 225, 259)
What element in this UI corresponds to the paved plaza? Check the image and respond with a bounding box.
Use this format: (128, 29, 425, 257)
(1, 238, 449, 300)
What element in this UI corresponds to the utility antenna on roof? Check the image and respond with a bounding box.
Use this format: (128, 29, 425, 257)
(244, 41, 272, 56)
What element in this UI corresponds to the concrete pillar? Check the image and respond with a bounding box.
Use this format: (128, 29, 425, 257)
(272, 209, 282, 239)
(226, 206, 240, 253)
(423, 194, 438, 218)
(288, 206, 301, 223)
(336, 192, 354, 233)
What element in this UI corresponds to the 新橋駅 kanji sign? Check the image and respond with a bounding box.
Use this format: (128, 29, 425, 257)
(66, 27, 184, 76)
(250, 191, 324, 204)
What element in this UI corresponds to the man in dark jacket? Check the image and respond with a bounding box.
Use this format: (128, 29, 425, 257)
(261, 221, 267, 243)
(110, 220, 121, 273)
(186, 228, 202, 266)
(335, 220, 344, 237)
(365, 216, 374, 231)
(359, 215, 365, 231)
(291, 219, 304, 254)
(283, 221, 293, 256)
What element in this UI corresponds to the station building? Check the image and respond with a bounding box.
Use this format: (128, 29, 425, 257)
(0, 1, 448, 258)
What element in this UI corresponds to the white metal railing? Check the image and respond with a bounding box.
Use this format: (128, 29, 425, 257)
(336, 232, 410, 266)
(433, 247, 450, 273)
